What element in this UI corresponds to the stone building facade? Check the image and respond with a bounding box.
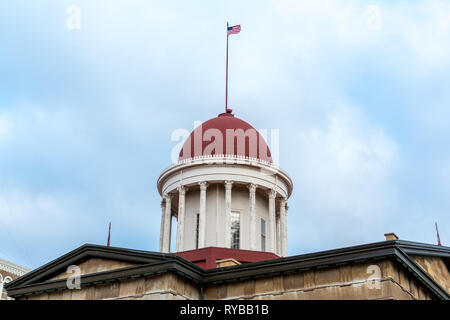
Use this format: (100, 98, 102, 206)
(0, 259, 30, 300)
(4, 240, 449, 300)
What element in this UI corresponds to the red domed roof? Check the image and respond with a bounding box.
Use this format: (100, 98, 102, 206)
(179, 112, 273, 163)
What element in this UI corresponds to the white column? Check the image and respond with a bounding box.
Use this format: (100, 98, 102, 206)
(159, 200, 166, 252)
(248, 183, 257, 250)
(176, 186, 187, 252)
(162, 194, 172, 253)
(224, 180, 233, 248)
(276, 214, 281, 255)
(267, 189, 277, 253)
(280, 198, 288, 257)
(285, 202, 289, 256)
(198, 182, 208, 248)
(0, 277, 4, 299)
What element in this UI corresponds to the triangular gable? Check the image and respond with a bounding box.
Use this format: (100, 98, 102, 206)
(47, 258, 135, 281)
(6, 244, 175, 288)
(411, 255, 450, 294)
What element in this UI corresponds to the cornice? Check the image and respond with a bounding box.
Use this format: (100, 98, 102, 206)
(157, 155, 293, 197)
(0, 259, 30, 277)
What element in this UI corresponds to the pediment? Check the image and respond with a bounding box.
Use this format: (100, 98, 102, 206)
(6, 244, 174, 288)
(47, 258, 135, 281)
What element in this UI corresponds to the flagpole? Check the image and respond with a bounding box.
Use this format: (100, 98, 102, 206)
(436, 222, 442, 246)
(107, 222, 111, 247)
(225, 22, 229, 113)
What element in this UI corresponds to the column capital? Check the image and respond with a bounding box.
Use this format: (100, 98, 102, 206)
(278, 197, 287, 206)
(199, 181, 209, 191)
(164, 193, 172, 201)
(224, 180, 233, 190)
(247, 183, 257, 193)
(160, 200, 166, 208)
(267, 189, 277, 199)
(177, 185, 188, 195)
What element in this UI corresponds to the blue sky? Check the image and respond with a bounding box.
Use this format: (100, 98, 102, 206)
(1, 0, 449, 269)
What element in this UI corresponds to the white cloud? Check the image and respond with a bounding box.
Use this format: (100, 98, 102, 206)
(434, 157, 450, 202)
(395, 0, 450, 67)
(0, 188, 94, 267)
(272, 0, 378, 48)
(0, 114, 12, 140)
(1, 0, 449, 263)
(0, 189, 78, 238)
(272, 0, 450, 67)
(295, 105, 396, 215)
(285, 104, 398, 250)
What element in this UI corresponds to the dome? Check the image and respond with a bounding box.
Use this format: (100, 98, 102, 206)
(178, 112, 273, 163)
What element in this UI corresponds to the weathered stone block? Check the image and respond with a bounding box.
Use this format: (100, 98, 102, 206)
(283, 272, 304, 290)
(303, 270, 315, 289)
(203, 285, 218, 300)
(71, 288, 88, 300)
(273, 275, 284, 293)
(280, 291, 297, 300)
(254, 277, 274, 295)
(217, 284, 227, 299)
(315, 268, 340, 286)
(145, 274, 168, 292)
(398, 270, 410, 292)
(227, 281, 246, 298)
(409, 279, 418, 299)
(389, 281, 414, 300)
(339, 265, 352, 283)
(119, 279, 139, 297)
(47, 290, 64, 300)
(184, 280, 200, 299)
(62, 289, 73, 300)
(95, 282, 119, 300)
(351, 262, 371, 282)
(243, 279, 255, 297)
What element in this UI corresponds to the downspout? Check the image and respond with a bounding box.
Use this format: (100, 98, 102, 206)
(200, 283, 204, 300)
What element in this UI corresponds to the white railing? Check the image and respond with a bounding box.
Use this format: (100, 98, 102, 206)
(0, 259, 30, 277)
(177, 154, 275, 167)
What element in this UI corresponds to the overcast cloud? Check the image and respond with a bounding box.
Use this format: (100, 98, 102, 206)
(0, 0, 449, 268)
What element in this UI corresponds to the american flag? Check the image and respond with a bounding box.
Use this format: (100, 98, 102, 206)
(227, 24, 241, 35)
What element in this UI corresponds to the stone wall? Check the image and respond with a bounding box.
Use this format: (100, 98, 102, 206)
(14, 258, 444, 300)
(20, 273, 201, 300)
(412, 256, 450, 293)
(1, 270, 16, 300)
(203, 260, 433, 300)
